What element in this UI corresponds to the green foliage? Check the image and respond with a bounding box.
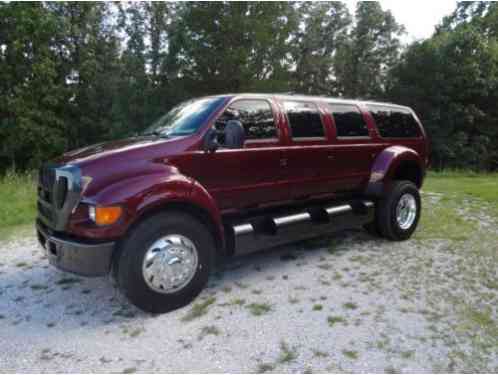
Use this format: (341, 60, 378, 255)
(335, 2, 404, 98)
(0, 1, 497, 172)
(0, 170, 37, 238)
(389, 3, 498, 170)
(425, 171, 498, 202)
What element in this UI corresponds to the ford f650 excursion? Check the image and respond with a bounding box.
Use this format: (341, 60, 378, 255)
(37, 94, 430, 313)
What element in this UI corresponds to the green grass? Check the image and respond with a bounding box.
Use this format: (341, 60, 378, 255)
(0, 171, 37, 239)
(414, 171, 498, 241)
(278, 341, 298, 363)
(327, 315, 347, 327)
(424, 171, 498, 203)
(246, 302, 272, 316)
(181, 296, 216, 322)
(342, 349, 359, 360)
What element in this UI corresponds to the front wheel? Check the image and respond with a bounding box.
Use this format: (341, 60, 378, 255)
(113, 211, 215, 313)
(375, 180, 421, 241)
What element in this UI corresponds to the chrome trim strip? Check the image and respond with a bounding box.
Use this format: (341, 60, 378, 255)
(233, 223, 254, 236)
(325, 204, 352, 215)
(273, 212, 311, 226)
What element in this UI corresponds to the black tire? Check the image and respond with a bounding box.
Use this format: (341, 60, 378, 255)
(113, 211, 215, 313)
(375, 180, 421, 241)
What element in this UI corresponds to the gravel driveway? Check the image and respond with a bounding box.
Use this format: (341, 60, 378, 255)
(1, 194, 497, 373)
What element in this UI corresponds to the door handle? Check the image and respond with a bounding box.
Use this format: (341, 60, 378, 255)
(327, 154, 335, 160)
(280, 158, 288, 167)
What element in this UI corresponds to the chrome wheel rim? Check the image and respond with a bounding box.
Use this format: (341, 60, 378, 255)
(142, 234, 198, 294)
(396, 193, 417, 230)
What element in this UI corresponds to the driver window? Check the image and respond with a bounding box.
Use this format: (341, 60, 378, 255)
(214, 99, 277, 147)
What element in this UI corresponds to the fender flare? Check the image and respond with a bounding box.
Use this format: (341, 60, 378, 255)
(366, 146, 424, 197)
(90, 166, 224, 250)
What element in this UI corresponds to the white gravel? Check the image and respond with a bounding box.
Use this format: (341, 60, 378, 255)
(0, 197, 497, 373)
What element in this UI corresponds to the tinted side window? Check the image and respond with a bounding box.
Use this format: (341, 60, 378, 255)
(328, 104, 369, 137)
(369, 106, 421, 138)
(215, 100, 277, 142)
(284, 101, 325, 139)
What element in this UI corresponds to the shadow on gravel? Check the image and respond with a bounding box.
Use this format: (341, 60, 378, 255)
(0, 228, 379, 333)
(213, 228, 380, 284)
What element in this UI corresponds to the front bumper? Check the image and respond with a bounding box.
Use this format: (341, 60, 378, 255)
(37, 222, 115, 277)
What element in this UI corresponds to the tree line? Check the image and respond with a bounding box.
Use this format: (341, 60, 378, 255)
(1, 1, 497, 172)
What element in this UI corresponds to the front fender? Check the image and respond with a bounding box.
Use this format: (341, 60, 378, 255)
(68, 164, 224, 245)
(366, 146, 423, 197)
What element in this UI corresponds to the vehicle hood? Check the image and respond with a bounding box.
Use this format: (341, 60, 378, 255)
(55, 136, 182, 167)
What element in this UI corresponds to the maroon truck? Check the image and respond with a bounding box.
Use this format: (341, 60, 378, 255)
(37, 94, 429, 313)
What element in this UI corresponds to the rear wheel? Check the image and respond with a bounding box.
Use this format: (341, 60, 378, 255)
(113, 211, 214, 313)
(372, 180, 421, 241)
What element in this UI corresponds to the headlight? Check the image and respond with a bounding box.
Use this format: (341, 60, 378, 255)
(88, 205, 123, 226)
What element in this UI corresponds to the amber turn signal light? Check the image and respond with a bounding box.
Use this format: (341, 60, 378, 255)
(89, 206, 123, 226)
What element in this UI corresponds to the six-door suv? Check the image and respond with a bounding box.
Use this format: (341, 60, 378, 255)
(37, 94, 429, 313)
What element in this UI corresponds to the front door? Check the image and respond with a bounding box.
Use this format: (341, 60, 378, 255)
(190, 98, 287, 211)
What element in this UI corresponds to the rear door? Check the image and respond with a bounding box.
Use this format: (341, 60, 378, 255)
(323, 102, 381, 192)
(278, 100, 334, 200)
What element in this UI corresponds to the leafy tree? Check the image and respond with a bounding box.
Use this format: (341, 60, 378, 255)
(334, 2, 404, 99)
(292, 2, 351, 95)
(389, 24, 498, 170)
(168, 2, 298, 95)
(0, 3, 66, 170)
(1, 1, 497, 172)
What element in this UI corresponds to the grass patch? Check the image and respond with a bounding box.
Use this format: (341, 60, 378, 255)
(425, 171, 498, 203)
(181, 296, 216, 322)
(257, 363, 275, 373)
(0, 171, 37, 240)
(327, 315, 346, 327)
(417, 172, 498, 240)
(246, 302, 272, 316)
(414, 198, 477, 241)
(198, 325, 220, 340)
(312, 349, 328, 358)
(230, 298, 246, 306)
(342, 349, 359, 360)
(278, 341, 298, 363)
(343, 302, 358, 310)
(312, 304, 323, 311)
(128, 327, 144, 338)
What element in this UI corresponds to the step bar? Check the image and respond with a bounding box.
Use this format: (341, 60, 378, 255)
(228, 200, 374, 255)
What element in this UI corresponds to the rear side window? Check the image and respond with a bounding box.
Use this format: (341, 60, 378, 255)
(327, 103, 369, 137)
(284, 101, 325, 139)
(369, 106, 421, 138)
(215, 99, 277, 141)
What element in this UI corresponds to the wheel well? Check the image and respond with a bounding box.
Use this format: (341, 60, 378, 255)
(392, 161, 422, 188)
(129, 201, 224, 254)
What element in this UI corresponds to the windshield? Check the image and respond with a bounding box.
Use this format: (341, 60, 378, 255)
(143, 97, 225, 137)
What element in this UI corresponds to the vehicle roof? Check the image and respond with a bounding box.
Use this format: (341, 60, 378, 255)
(208, 93, 412, 111)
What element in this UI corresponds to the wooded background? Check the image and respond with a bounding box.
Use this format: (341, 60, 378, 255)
(1, 1, 497, 172)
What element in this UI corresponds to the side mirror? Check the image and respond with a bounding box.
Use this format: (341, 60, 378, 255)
(203, 127, 219, 153)
(224, 120, 245, 149)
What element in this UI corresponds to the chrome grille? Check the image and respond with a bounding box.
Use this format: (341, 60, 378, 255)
(37, 164, 82, 230)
